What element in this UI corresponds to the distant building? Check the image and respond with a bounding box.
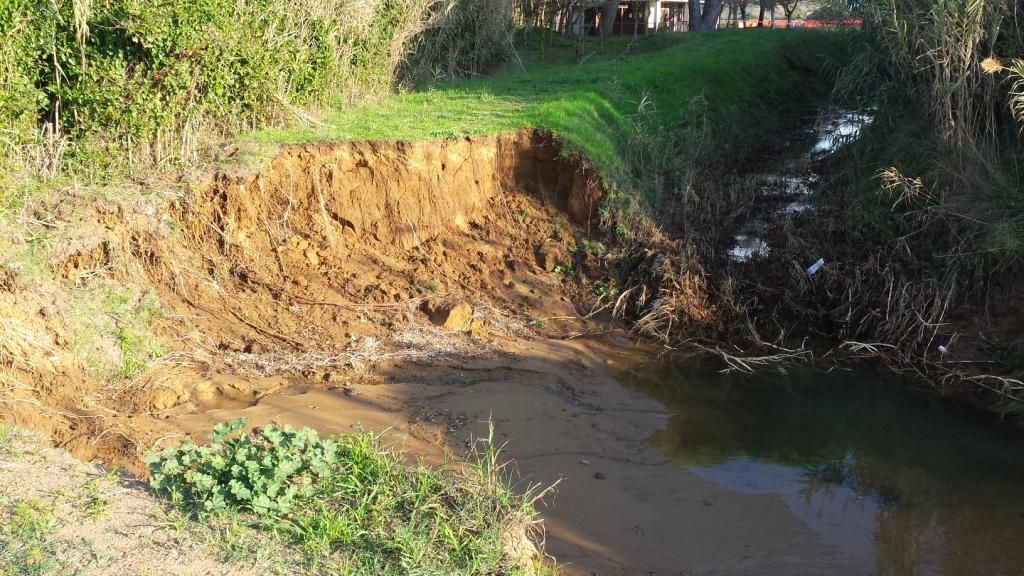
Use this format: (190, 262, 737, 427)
(584, 1, 719, 35)
(649, 0, 699, 32)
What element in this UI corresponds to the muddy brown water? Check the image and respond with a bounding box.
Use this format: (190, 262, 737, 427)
(168, 339, 1024, 576)
(611, 352, 1024, 576)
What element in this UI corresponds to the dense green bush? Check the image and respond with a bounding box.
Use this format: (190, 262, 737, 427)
(0, 0, 434, 174)
(0, 0, 51, 175)
(0, 0, 45, 144)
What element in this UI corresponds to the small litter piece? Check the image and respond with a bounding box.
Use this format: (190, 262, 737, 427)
(937, 345, 948, 354)
(806, 257, 825, 276)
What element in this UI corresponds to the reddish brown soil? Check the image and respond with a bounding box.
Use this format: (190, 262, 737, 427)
(0, 129, 609, 475)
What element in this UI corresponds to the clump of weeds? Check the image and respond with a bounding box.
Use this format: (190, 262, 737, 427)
(146, 418, 547, 575)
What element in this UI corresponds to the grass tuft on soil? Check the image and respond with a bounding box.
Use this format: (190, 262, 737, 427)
(146, 419, 545, 575)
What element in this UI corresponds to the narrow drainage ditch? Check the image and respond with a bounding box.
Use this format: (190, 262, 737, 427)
(727, 109, 872, 263)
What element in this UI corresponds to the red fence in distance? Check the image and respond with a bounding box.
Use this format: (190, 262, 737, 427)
(730, 18, 863, 28)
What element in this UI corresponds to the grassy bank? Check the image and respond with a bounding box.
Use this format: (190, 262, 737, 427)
(691, 1, 1024, 412)
(247, 29, 852, 191)
(832, 0, 1024, 282)
(802, 0, 1024, 408)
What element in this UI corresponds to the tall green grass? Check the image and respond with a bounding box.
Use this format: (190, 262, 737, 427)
(833, 0, 1024, 281)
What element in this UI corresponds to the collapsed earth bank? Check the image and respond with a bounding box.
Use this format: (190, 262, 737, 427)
(1, 128, 615, 474)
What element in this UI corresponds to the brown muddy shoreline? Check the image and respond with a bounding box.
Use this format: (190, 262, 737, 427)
(164, 334, 867, 576)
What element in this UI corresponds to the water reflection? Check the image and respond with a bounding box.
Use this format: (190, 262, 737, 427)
(728, 232, 771, 261)
(726, 109, 876, 262)
(611, 354, 1024, 576)
(813, 111, 874, 155)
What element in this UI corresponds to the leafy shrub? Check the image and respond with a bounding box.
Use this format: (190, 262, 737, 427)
(0, 0, 50, 174)
(147, 418, 339, 515)
(0, 0, 520, 179)
(1, 0, 434, 175)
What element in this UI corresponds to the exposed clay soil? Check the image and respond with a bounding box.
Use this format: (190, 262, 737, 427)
(0, 128, 610, 472)
(0, 127, 899, 575)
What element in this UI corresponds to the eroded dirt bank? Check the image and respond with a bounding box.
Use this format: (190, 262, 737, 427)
(0, 126, 889, 575)
(1, 128, 606, 472)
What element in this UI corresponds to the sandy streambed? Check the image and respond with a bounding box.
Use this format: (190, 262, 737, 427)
(166, 336, 862, 576)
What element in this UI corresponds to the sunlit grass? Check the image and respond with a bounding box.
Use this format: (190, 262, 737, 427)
(148, 420, 547, 575)
(244, 29, 848, 184)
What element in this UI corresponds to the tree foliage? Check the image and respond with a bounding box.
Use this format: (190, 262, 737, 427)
(0, 0, 514, 177)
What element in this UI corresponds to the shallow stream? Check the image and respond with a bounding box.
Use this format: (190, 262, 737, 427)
(727, 108, 871, 262)
(611, 355, 1024, 575)
(608, 108, 1024, 575)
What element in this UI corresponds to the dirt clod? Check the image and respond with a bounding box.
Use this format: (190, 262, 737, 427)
(149, 388, 181, 411)
(536, 243, 564, 272)
(304, 248, 320, 267)
(423, 299, 475, 331)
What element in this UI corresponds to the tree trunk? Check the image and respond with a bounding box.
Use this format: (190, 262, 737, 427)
(757, 5, 765, 26)
(688, 0, 701, 30)
(599, 0, 619, 35)
(702, 0, 724, 29)
(575, 4, 587, 63)
(633, 0, 640, 38)
(689, 0, 723, 31)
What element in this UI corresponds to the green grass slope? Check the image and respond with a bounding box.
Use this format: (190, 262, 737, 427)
(248, 30, 852, 186)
